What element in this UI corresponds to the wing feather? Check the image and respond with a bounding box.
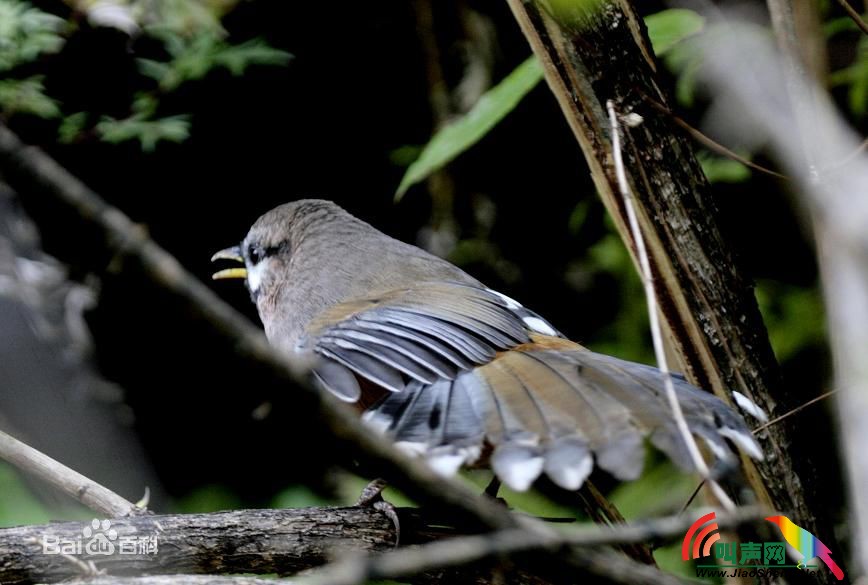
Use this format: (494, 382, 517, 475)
(303, 281, 761, 490)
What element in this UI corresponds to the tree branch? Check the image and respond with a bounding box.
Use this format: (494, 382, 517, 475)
(0, 506, 400, 584)
(0, 429, 143, 519)
(834, 0, 868, 38)
(641, 94, 787, 180)
(1, 506, 764, 585)
(65, 578, 279, 585)
(297, 506, 764, 585)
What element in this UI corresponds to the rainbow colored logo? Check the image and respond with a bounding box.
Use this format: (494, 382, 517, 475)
(766, 515, 844, 580)
(681, 512, 844, 581)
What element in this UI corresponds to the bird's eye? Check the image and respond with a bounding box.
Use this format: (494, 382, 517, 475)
(248, 245, 263, 265)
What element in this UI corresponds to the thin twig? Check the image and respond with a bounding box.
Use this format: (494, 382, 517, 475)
(297, 507, 765, 585)
(680, 386, 840, 514)
(819, 137, 868, 173)
(0, 428, 141, 518)
(679, 480, 707, 515)
(834, 0, 868, 37)
(681, 390, 838, 513)
(642, 94, 788, 180)
(753, 389, 839, 433)
(606, 99, 736, 512)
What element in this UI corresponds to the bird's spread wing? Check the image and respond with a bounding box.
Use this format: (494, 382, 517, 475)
(299, 281, 762, 491)
(299, 282, 543, 396)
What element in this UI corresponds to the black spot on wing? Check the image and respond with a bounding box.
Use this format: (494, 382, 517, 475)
(429, 404, 442, 430)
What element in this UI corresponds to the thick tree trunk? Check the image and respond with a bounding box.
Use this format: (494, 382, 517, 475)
(503, 2, 835, 582)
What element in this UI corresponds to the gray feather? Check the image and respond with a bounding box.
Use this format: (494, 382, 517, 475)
(320, 335, 440, 383)
(544, 437, 593, 490)
(364, 308, 497, 363)
(595, 429, 645, 480)
(492, 442, 544, 492)
(334, 326, 459, 379)
(317, 345, 405, 393)
(350, 319, 477, 369)
(312, 360, 361, 402)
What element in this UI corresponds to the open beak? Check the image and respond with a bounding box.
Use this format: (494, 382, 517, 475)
(211, 246, 248, 280)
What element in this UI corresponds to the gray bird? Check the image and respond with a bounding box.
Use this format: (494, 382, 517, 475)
(212, 199, 763, 492)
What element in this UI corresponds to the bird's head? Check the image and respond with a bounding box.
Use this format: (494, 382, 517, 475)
(211, 199, 348, 305)
(211, 199, 474, 351)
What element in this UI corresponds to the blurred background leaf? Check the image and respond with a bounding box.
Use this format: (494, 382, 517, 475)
(0, 0, 66, 71)
(396, 55, 543, 199)
(698, 151, 751, 184)
(0, 0, 290, 149)
(397, 6, 709, 200)
(0, 463, 52, 528)
(96, 114, 191, 150)
(644, 8, 705, 56)
(0, 76, 60, 118)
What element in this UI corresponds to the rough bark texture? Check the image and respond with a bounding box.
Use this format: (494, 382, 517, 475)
(0, 507, 401, 584)
(503, 2, 833, 580)
(60, 576, 548, 585)
(0, 507, 665, 585)
(65, 578, 279, 585)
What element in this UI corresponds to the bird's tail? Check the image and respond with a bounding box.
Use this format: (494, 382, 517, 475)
(364, 338, 763, 491)
(818, 550, 844, 581)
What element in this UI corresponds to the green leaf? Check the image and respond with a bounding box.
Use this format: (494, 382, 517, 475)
(755, 280, 826, 363)
(0, 0, 66, 71)
(132, 92, 158, 116)
(823, 16, 857, 38)
(568, 199, 590, 235)
(175, 484, 242, 513)
(149, 0, 226, 37)
(96, 113, 191, 151)
(609, 461, 696, 520)
(211, 38, 293, 75)
(395, 55, 543, 199)
(698, 152, 751, 183)
(663, 39, 704, 107)
(58, 111, 87, 143)
(271, 486, 333, 508)
(0, 463, 51, 527)
(848, 37, 868, 117)
(0, 76, 60, 118)
(137, 58, 171, 82)
(139, 33, 291, 92)
(645, 9, 705, 56)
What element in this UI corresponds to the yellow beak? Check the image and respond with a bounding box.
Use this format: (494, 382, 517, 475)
(212, 267, 248, 280)
(211, 246, 247, 280)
